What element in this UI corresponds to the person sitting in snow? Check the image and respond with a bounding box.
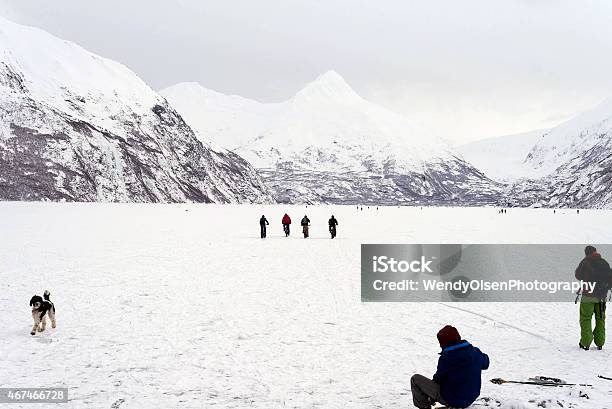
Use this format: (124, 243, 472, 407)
(411, 325, 489, 409)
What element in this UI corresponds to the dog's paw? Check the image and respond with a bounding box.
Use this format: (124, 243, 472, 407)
(38, 327, 44, 332)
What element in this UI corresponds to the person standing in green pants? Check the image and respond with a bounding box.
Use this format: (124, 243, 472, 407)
(575, 245, 612, 350)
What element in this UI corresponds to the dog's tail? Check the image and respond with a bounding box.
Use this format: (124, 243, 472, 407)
(43, 290, 51, 301)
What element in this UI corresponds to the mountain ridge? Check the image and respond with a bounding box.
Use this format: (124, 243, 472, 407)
(0, 15, 273, 203)
(162, 72, 502, 205)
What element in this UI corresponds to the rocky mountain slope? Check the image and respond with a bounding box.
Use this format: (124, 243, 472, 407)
(162, 72, 502, 205)
(506, 97, 612, 208)
(0, 16, 273, 203)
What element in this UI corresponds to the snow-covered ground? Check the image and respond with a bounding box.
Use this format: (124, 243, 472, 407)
(1, 203, 612, 408)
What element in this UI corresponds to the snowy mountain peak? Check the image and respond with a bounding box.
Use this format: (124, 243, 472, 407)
(0, 14, 159, 123)
(293, 70, 361, 104)
(162, 70, 501, 205)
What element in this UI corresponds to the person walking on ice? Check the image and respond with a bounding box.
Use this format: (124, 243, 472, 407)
(282, 213, 291, 237)
(259, 215, 269, 238)
(410, 325, 489, 409)
(301, 215, 310, 238)
(328, 215, 338, 239)
(575, 245, 612, 350)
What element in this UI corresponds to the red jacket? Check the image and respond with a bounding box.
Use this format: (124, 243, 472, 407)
(282, 214, 291, 225)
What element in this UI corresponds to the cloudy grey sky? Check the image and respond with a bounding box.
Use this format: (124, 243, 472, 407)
(2, 0, 612, 144)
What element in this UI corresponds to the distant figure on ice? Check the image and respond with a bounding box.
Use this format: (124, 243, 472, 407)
(410, 325, 489, 409)
(301, 215, 310, 238)
(328, 215, 338, 239)
(575, 245, 612, 350)
(259, 215, 269, 238)
(282, 213, 291, 237)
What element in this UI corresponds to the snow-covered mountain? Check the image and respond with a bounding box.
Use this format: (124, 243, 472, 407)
(524, 97, 612, 177)
(0, 16, 273, 203)
(162, 72, 501, 205)
(7, 10, 606, 208)
(506, 97, 612, 208)
(456, 129, 547, 182)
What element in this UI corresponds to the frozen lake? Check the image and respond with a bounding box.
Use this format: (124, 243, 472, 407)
(1, 203, 611, 408)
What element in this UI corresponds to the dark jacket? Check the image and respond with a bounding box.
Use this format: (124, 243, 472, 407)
(259, 216, 269, 226)
(301, 217, 310, 226)
(433, 341, 489, 408)
(575, 252, 612, 298)
(328, 217, 338, 227)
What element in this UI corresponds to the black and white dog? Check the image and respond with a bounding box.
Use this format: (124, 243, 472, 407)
(29, 290, 56, 335)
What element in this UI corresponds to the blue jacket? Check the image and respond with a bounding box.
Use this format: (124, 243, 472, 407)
(432, 341, 489, 408)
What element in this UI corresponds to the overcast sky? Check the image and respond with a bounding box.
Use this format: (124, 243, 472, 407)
(2, 0, 612, 144)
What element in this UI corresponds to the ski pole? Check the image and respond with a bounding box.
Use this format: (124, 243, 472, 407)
(491, 378, 592, 387)
(575, 289, 581, 304)
(598, 375, 612, 381)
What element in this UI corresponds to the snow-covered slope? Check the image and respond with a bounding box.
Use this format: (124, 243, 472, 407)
(457, 129, 547, 181)
(525, 97, 612, 177)
(0, 16, 273, 203)
(160, 83, 284, 152)
(162, 72, 501, 205)
(507, 97, 612, 208)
